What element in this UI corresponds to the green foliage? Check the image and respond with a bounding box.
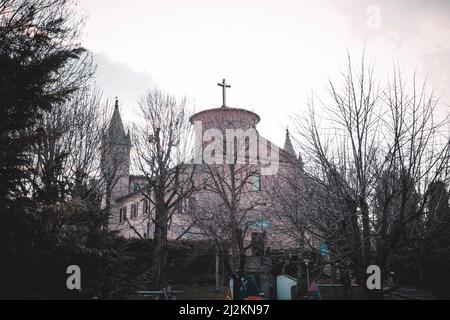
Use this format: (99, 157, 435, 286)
(0, 198, 153, 299)
(0, 0, 89, 203)
(166, 241, 216, 285)
(0, 1, 151, 299)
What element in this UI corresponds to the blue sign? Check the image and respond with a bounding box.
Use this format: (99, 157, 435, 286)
(320, 243, 329, 257)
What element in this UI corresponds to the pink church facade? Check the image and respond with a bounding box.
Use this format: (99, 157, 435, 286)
(101, 99, 302, 252)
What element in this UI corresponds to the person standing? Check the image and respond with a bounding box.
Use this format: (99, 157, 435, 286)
(308, 279, 322, 300)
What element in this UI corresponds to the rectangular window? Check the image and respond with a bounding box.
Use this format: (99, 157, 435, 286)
(251, 174, 262, 192)
(178, 197, 196, 215)
(119, 207, 127, 223)
(143, 199, 149, 215)
(131, 203, 138, 219)
(179, 226, 193, 240)
(179, 198, 190, 215)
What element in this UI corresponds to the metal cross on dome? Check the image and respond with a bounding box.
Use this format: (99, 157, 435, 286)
(217, 79, 231, 108)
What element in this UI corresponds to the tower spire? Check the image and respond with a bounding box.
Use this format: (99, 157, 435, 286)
(106, 97, 129, 145)
(283, 127, 296, 156)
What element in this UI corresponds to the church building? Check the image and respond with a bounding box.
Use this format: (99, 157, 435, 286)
(100, 81, 303, 250)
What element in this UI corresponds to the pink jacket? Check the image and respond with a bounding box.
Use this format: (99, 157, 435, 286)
(309, 281, 319, 293)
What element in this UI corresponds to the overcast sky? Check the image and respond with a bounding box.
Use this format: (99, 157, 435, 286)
(77, 0, 450, 147)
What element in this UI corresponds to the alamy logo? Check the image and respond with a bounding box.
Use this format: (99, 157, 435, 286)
(193, 121, 280, 176)
(367, 5, 382, 30)
(366, 265, 381, 290)
(66, 265, 81, 290)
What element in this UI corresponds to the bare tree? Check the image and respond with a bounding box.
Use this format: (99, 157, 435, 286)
(293, 53, 383, 280)
(132, 89, 196, 289)
(189, 111, 275, 300)
(197, 163, 268, 297)
(372, 67, 450, 273)
(278, 53, 450, 294)
(25, 84, 107, 205)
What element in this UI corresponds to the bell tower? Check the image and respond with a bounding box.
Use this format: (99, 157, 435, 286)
(101, 98, 131, 225)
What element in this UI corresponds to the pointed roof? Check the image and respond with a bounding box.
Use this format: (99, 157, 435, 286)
(283, 128, 296, 156)
(106, 98, 130, 145)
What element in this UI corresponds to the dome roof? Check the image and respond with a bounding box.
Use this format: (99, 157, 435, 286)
(190, 106, 260, 131)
